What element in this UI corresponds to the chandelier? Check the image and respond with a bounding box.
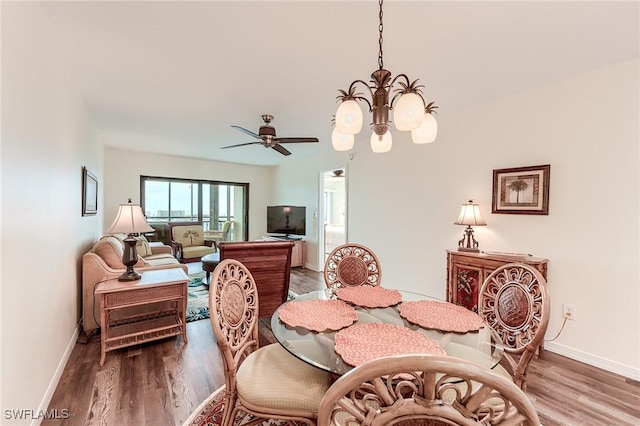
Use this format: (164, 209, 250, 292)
(332, 0, 438, 153)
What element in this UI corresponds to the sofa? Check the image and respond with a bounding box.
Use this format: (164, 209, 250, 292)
(81, 233, 187, 334)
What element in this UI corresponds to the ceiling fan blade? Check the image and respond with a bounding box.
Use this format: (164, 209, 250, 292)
(272, 144, 292, 156)
(231, 125, 261, 140)
(221, 142, 262, 149)
(275, 137, 319, 144)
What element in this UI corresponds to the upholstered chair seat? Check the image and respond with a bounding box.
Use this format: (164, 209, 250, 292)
(235, 343, 330, 413)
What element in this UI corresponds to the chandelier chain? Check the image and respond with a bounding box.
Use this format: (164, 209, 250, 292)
(378, 0, 384, 70)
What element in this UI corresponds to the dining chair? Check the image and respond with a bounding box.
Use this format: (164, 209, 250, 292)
(317, 354, 540, 425)
(323, 243, 382, 289)
(478, 263, 550, 391)
(209, 259, 332, 426)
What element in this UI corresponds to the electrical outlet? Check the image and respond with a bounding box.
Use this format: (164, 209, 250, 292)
(563, 304, 576, 321)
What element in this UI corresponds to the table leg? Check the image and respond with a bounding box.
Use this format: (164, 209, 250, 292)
(100, 299, 107, 366)
(182, 290, 189, 344)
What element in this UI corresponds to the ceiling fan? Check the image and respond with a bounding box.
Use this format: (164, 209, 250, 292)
(223, 114, 319, 156)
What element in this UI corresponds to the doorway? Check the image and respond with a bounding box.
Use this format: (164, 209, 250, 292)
(319, 168, 347, 268)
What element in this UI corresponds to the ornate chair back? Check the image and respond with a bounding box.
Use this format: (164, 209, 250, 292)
(323, 243, 382, 289)
(209, 258, 330, 426)
(317, 354, 540, 425)
(209, 259, 259, 421)
(479, 263, 550, 390)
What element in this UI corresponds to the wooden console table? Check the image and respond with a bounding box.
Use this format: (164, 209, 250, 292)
(446, 250, 548, 313)
(96, 268, 189, 366)
(262, 237, 306, 268)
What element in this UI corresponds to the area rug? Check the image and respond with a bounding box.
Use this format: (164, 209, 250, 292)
(186, 274, 297, 323)
(182, 385, 290, 426)
(186, 275, 210, 322)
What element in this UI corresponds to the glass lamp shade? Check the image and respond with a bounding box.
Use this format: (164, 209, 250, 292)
(370, 130, 392, 153)
(331, 128, 355, 151)
(454, 200, 487, 226)
(335, 100, 363, 135)
(393, 92, 425, 131)
(411, 112, 438, 144)
(105, 201, 154, 234)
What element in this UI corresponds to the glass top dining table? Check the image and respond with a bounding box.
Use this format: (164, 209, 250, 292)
(270, 288, 504, 376)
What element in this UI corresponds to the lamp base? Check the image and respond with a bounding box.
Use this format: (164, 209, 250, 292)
(457, 226, 480, 252)
(458, 247, 480, 253)
(118, 268, 142, 281)
(118, 235, 142, 281)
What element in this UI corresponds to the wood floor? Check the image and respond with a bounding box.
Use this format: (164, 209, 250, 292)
(44, 268, 640, 426)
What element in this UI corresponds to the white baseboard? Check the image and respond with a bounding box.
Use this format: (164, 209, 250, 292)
(544, 341, 640, 381)
(32, 325, 80, 426)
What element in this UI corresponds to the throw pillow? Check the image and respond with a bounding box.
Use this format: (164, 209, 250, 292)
(135, 235, 153, 257)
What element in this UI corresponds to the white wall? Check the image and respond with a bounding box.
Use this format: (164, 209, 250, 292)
(275, 59, 640, 379)
(103, 149, 274, 241)
(271, 153, 347, 270)
(1, 3, 103, 422)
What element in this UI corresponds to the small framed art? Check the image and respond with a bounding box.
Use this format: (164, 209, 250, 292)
(82, 166, 98, 216)
(492, 164, 550, 215)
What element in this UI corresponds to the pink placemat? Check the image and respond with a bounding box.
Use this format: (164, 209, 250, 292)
(278, 299, 358, 332)
(335, 286, 402, 308)
(399, 300, 484, 333)
(334, 323, 445, 367)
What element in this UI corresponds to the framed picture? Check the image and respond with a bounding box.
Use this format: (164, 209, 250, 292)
(492, 164, 550, 215)
(82, 166, 98, 216)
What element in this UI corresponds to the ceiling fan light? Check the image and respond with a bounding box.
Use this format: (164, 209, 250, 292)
(411, 112, 438, 144)
(370, 130, 392, 153)
(335, 100, 363, 135)
(393, 92, 425, 131)
(332, 128, 355, 151)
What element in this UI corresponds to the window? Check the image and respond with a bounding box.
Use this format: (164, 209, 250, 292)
(140, 176, 248, 241)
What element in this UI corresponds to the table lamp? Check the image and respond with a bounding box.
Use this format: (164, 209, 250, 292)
(105, 199, 154, 281)
(454, 200, 487, 252)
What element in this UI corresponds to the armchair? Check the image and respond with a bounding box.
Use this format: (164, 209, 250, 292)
(204, 220, 232, 246)
(168, 221, 216, 263)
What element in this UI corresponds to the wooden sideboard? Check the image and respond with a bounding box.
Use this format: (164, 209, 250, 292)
(263, 237, 305, 268)
(446, 250, 548, 312)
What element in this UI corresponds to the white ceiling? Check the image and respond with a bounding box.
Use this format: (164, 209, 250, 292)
(38, 1, 639, 166)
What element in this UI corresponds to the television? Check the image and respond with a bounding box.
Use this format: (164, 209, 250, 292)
(267, 205, 306, 239)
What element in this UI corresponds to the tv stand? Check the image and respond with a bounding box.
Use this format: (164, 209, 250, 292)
(262, 236, 305, 267)
(271, 235, 302, 241)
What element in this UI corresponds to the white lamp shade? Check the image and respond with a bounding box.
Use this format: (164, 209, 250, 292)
(331, 128, 355, 151)
(411, 112, 438, 144)
(335, 100, 363, 135)
(370, 130, 392, 153)
(454, 201, 487, 226)
(393, 92, 425, 131)
(105, 201, 154, 234)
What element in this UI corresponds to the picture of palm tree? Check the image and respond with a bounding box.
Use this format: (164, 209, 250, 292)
(492, 165, 550, 215)
(182, 229, 200, 245)
(508, 179, 529, 203)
